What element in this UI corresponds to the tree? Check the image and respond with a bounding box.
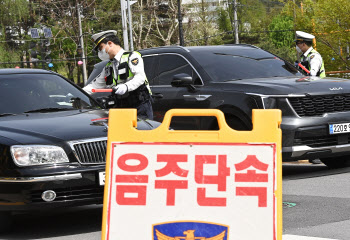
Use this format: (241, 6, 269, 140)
(0, 0, 31, 66)
(268, 15, 294, 48)
(313, 0, 350, 70)
(238, 0, 269, 44)
(217, 7, 231, 33)
(132, 0, 155, 49)
(151, 0, 179, 46)
(282, 0, 350, 71)
(257, 14, 295, 62)
(34, 0, 99, 80)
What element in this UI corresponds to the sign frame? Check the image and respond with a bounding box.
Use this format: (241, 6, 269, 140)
(101, 109, 282, 240)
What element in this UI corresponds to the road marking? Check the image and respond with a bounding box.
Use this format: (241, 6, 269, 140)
(283, 235, 339, 240)
(283, 202, 297, 208)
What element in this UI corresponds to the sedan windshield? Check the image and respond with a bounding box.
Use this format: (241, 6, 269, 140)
(0, 73, 99, 114)
(190, 47, 303, 82)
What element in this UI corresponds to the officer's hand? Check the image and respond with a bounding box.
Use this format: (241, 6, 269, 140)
(112, 84, 128, 95)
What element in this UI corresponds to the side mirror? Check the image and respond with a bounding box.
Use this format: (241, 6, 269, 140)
(96, 96, 115, 109)
(171, 73, 193, 87)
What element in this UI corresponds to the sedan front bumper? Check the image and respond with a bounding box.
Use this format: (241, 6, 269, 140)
(0, 170, 104, 212)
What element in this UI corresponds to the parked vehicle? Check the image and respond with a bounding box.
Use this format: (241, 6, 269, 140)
(87, 45, 350, 168)
(0, 68, 159, 231)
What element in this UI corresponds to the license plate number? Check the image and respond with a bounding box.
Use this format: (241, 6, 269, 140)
(329, 123, 350, 134)
(99, 171, 105, 186)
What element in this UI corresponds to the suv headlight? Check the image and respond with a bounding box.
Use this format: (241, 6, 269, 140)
(10, 145, 69, 167)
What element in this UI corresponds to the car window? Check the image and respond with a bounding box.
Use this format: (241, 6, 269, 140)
(189, 48, 302, 82)
(86, 60, 109, 86)
(0, 73, 99, 114)
(155, 54, 200, 85)
(143, 56, 158, 85)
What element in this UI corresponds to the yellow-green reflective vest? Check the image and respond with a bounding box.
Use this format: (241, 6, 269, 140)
(105, 51, 151, 92)
(306, 49, 326, 78)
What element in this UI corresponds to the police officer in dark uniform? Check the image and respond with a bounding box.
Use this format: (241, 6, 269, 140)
(83, 30, 153, 120)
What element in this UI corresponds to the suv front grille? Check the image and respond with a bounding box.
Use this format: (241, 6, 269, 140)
(288, 94, 350, 117)
(70, 138, 107, 165)
(294, 135, 338, 147)
(294, 133, 350, 147)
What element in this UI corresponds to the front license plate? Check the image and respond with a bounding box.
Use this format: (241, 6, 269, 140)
(99, 171, 105, 186)
(329, 123, 350, 134)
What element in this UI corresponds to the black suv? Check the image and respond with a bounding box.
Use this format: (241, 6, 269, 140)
(87, 45, 350, 168)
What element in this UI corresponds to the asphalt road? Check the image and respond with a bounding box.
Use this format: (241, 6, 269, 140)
(283, 162, 350, 240)
(0, 162, 349, 240)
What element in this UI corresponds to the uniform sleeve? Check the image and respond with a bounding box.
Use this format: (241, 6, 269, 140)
(309, 53, 323, 77)
(83, 67, 107, 94)
(124, 52, 147, 92)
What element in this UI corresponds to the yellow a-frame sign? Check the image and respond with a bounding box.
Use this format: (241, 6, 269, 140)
(101, 109, 282, 240)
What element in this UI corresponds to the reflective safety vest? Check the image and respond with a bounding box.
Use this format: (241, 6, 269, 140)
(301, 49, 326, 78)
(104, 51, 151, 107)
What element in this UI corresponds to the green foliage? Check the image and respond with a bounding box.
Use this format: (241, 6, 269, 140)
(0, 0, 30, 25)
(217, 8, 231, 32)
(282, 0, 350, 71)
(0, 0, 349, 79)
(0, 44, 20, 64)
(257, 35, 296, 63)
(268, 15, 294, 48)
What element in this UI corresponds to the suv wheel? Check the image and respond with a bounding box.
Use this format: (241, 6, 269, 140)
(209, 115, 251, 131)
(320, 155, 350, 168)
(225, 115, 251, 131)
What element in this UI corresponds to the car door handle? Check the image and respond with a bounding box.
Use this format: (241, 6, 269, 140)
(183, 95, 211, 101)
(152, 93, 164, 99)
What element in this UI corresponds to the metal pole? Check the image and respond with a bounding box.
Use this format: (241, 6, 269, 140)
(177, 0, 184, 46)
(40, 39, 45, 69)
(127, 0, 134, 51)
(120, 0, 129, 51)
(293, 0, 299, 61)
(233, 0, 239, 44)
(77, 3, 88, 84)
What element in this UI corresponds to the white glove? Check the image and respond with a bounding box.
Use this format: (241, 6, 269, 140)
(113, 84, 128, 95)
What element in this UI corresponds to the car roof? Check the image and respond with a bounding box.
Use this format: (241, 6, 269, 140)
(139, 44, 261, 55)
(0, 68, 54, 75)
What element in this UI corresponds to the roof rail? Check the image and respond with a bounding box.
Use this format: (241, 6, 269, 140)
(141, 45, 190, 52)
(223, 43, 259, 49)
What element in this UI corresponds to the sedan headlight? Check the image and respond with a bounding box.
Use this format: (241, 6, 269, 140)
(10, 145, 69, 167)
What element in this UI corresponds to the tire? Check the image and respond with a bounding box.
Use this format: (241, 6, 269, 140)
(210, 115, 250, 131)
(320, 155, 350, 168)
(225, 116, 251, 131)
(0, 212, 12, 233)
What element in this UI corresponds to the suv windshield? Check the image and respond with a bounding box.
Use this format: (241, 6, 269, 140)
(189, 47, 302, 82)
(0, 73, 99, 114)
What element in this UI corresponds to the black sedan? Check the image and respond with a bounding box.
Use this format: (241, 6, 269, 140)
(87, 45, 350, 168)
(0, 69, 159, 231)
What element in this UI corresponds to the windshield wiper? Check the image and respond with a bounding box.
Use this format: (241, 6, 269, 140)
(24, 108, 72, 113)
(0, 113, 17, 117)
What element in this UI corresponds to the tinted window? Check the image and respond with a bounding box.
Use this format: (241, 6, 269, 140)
(0, 73, 99, 114)
(86, 60, 108, 85)
(155, 54, 199, 85)
(190, 47, 302, 82)
(143, 56, 158, 85)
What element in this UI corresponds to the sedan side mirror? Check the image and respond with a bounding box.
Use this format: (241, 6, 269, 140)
(171, 73, 193, 87)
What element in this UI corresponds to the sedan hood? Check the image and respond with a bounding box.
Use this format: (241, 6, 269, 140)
(220, 76, 350, 96)
(0, 110, 110, 145)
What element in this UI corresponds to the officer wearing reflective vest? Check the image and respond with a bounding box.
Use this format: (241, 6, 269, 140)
(83, 30, 153, 119)
(295, 31, 326, 78)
